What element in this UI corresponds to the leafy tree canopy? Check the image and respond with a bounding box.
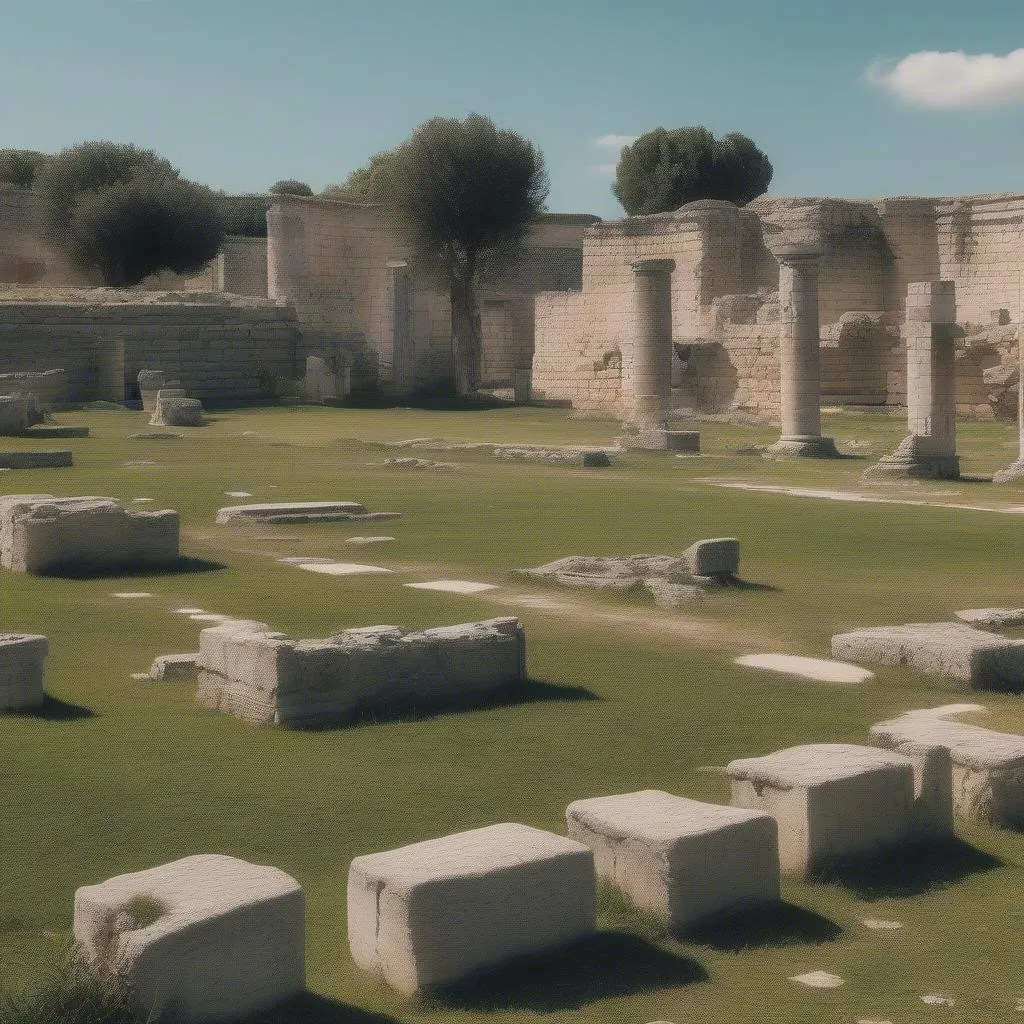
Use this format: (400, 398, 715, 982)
(0, 148, 51, 188)
(34, 141, 223, 286)
(268, 179, 313, 196)
(613, 127, 772, 215)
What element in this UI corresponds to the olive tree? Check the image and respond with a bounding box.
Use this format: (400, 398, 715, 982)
(268, 179, 314, 196)
(613, 127, 772, 215)
(0, 148, 50, 188)
(34, 141, 223, 286)
(347, 115, 548, 394)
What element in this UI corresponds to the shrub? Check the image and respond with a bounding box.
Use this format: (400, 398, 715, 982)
(267, 179, 313, 197)
(0, 149, 51, 189)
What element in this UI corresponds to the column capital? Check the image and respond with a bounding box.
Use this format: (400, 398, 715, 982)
(631, 258, 675, 277)
(774, 244, 822, 268)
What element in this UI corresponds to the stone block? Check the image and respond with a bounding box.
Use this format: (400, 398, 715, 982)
(148, 653, 199, 681)
(0, 494, 179, 575)
(151, 392, 205, 427)
(347, 823, 596, 994)
(871, 707, 1024, 827)
(682, 538, 740, 577)
(197, 617, 527, 727)
(0, 451, 73, 469)
(0, 394, 29, 436)
(830, 622, 1024, 692)
(727, 744, 916, 875)
(74, 854, 304, 1022)
(0, 632, 48, 710)
(215, 501, 399, 525)
(565, 790, 779, 932)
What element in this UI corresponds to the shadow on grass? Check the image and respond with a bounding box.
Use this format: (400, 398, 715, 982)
(686, 901, 842, 951)
(294, 677, 600, 732)
(718, 577, 779, 593)
(2, 694, 96, 721)
(422, 931, 707, 1013)
(811, 837, 1003, 899)
(41, 557, 226, 580)
(239, 992, 401, 1024)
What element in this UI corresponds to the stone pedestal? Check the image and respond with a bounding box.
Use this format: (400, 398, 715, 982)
(765, 246, 837, 459)
(866, 281, 959, 481)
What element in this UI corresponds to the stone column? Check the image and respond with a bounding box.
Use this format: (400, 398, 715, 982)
(866, 281, 960, 480)
(616, 258, 699, 452)
(389, 260, 414, 394)
(994, 303, 1024, 482)
(766, 245, 837, 458)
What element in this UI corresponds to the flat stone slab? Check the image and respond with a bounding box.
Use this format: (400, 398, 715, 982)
(112, 592, 152, 599)
(21, 424, 88, 438)
(404, 580, 498, 594)
(225, 491, 254, 498)
(215, 501, 400, 525)
(348, 823, 596, 994)
(831, 622, 1024, 691)
(0, 450, 73, 469)
(955, 607, 1024, 628)
(0, 633, 48, 710)
(728, 744, 919, 875)
(149, 654, 199, 681)
(735, 654, 874, 684)
(276, 556, 335, 565)
(127, 432, 182, 440)
(197, 617, 527, 727)
(346, 536, 396, 545)
(297, 562, 394, 575)
(789, 971, 844, 989)
(862, 919, 903, 930)
(870, 706, 1024, 826)
(565, 790, 779, 933)
(74, 854, 304, 1022)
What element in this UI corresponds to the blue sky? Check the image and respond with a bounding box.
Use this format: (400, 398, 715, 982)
(2, 0, 1024, 218)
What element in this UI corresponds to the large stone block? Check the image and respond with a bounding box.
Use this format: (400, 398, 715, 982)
(197, 617, 527, 727)
(74, 854, 304, 1022)
(871, 706, 1024, 828)
(727, 744, 917, 875)
(348, 823, 596, 994)
(681, 537, 740, 577)
(0, 450, 73, 469)
(0, 494, 179, 575)
(565, 790, 779, 932)
(831, 622, 1024, 692)
(0, 394, 29, 436)
(0, 633, 48, 709)
(151, 390, 205, 427)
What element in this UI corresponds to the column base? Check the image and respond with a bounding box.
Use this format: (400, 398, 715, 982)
(615, 428, 700, 452)
(993, 459, 1024, 483)
(862, 436, 960, 481)
(763, 435, 839, 459)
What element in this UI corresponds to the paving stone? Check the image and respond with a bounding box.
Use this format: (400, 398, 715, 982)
(862, 919, 903, 930)
(921, 994, 954, 1006)
(112, 592, 152, 599)
(789, 971, 844, 988)
(404, 580, 498, 594)
(216, 501, 399, 525)
(149, 654, 199, 681)
(955, 607, 1024, 628)
(298, 562, 394, 576)
(0, 451, 73, 469)
(345, 536, 396, 545)
(735, 653, 874, 684)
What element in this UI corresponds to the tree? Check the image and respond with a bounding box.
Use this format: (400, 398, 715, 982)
(353, 114, 548, 394)
(320, 152, 396, 203)
(0, 148, 50, 188)
(215, 192, 272, 237)
(34, 141, 223, 286)
(268, 179, 314, 196)
(613, 127, 772, 215)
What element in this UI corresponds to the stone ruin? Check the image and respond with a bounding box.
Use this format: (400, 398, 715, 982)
(196, 616, 527, 727)
(0, 393, 44, 435)
(302, 354, 351, 403)
(74, 854, 305, 1022)
(521, 537, 740, 607)
(0, 632, 48, 710)
(0, 494, 179, 575)
(215, 500, 400, 525)
(150, 388, 205, 427)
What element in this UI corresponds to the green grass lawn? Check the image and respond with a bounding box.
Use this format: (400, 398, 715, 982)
(2, 403, 1024, 1023)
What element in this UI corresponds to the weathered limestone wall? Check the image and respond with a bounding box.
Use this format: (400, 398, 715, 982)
(0, 294, 298, 401)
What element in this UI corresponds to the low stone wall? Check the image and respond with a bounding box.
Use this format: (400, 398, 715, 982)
(0, 291, 300, 401)
(197, 617, 527, 727)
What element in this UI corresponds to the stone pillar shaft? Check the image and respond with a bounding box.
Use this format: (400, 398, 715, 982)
(631, 258, 675, 429)
(778, 255, 823, 439)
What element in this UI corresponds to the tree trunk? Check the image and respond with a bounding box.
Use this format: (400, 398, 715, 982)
(449, 271, 482, 396)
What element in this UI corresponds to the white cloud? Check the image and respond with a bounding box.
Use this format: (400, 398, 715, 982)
(593, 134, 638, 150)
(865, 48, 1024, 108)
(588, 163, 618, 177)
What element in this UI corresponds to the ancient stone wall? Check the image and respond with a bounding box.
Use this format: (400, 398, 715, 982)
(0, 293, 298, 401)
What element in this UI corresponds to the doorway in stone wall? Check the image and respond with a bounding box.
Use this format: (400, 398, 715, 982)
(389, 260, 414, 393)
(480, 299, 512, 387)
